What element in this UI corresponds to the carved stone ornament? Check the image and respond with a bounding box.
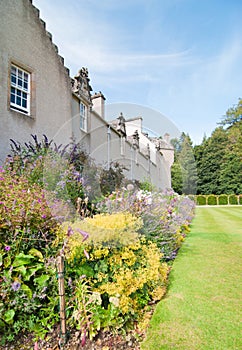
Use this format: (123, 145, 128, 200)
(147, 143, 150, 158)
(132, 130, 140, 148)
(117, 112, 126, 137)
(72, 67, 93, 102)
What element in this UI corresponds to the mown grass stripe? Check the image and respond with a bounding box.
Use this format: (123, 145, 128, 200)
(141, 207, 242, 350)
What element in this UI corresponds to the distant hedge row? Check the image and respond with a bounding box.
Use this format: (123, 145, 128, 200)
(189, 194, 242, 206)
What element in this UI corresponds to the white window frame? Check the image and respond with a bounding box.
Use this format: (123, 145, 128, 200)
(10, 64, 31, 115)
(80, 102, 87, 131)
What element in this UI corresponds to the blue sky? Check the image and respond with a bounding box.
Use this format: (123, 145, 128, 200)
(33, 0, 242, 144)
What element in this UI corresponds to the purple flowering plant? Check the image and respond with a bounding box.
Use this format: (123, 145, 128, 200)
(97, 186, 195, 260)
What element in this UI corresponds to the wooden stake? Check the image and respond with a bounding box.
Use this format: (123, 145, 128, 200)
(57, 255, 66, 348)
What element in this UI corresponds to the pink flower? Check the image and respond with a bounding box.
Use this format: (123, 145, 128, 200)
(76, 228, 89, 242)
(83, 249, 90, 260)
(4, 245, 11, 251)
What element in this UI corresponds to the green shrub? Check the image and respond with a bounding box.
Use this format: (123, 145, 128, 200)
(239, 195, 242, 205)
(229, 194, 238, 205)
(207, 195, 217, 205)
(57, 217, 169, 341)
(196, 195, 207, 205)
(0, 247, 59, 340)
(0, 167, 65, 252)
(218, 194, 228, 205)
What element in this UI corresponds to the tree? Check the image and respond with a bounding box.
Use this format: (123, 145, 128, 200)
(171, 162, 183, 194)
(171, 133, 198, 194)
(219, 121, 242, 194)
(196, 127, 228, 194)
(219, 98, 242, 127)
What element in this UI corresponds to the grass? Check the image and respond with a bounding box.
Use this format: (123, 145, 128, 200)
(141, 206, 242, 350)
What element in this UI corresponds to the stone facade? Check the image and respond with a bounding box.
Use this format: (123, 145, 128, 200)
(0, 0, 174, 189)
(0, 0, 73, 162)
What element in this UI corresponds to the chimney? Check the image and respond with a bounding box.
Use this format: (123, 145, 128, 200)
(91, 91, 106, 119)
(164, 133, 170, 144)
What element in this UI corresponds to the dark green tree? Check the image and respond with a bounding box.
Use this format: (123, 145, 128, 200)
(171, 133, 198, 194)
(219, 121, 242, 194)
(171, 162, 183, 194)
(196, 127, 228, 194)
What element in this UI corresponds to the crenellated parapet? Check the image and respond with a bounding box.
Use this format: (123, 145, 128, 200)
(29, 1, 70, 77)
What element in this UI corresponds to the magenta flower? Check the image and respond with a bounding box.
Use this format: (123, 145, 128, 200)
(4, 246, 11, 251)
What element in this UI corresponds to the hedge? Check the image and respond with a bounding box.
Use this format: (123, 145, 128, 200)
(229, 194, 238, 205)
(196, 195, 206, 206)
(194, 194, 241, 206)
(207, 195, 217, 205)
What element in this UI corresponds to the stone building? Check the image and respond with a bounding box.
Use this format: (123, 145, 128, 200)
(0, 0, 174, 189)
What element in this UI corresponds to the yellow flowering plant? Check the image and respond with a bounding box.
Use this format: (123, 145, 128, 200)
(55, 212, 170, 336)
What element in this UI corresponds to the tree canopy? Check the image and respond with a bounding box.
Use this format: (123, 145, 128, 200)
(171, 99, 242, 195)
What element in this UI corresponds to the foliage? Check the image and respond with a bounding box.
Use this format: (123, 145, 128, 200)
(219, 121, 242, 194)
(59, 225, 169, 338)
(239, 195, 242, 205)
(7, 134, 100, 207)
(0, 165, 67, 342)
(171, 133, 198, 195)
(196, 195, 206, 205)
(61, 213, 142, 255)
(0, 145, 196, 345)
(97, 187, 195, 261)
(218, 194, 228, 205)
(195, 100, 242, 195)
(171, 162, 183, 194)
(99, 162, 127, 196)
(228, 194, 238, 205)
(219, 98, 242, 126)
(195, 194, 242, 206)
(207, 194, 217, 205)
(0, 245, 59, 341)
(195, 127, 228, 194)
(0, 166, 65, 252)
(138, 179, 156, 192)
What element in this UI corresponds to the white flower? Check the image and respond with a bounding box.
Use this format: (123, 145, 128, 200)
(127, 184, 134, 191)
(90, 292, 102, 305)
(109, 296, 120, 307)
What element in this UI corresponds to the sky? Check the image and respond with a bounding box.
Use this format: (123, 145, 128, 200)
(33, 0, 242, 145)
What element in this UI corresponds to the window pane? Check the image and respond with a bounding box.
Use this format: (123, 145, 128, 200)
(10, 92, 15, 104)
(11, 74, 16, 85)
(17, 78, 23, 88)
(22, 99, 27, 108)
(11, 66, 16, 75)
(17, 96, 21, 106)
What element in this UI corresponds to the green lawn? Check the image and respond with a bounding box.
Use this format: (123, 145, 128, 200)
(141, 206, 242, 350)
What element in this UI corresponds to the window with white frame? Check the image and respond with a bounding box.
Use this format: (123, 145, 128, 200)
(10, 64, 31, 114)
(80, 102, 87, 131)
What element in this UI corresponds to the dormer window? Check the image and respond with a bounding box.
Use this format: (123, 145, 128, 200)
(80, 102, 87, 131)
(10, 64, 31, 115)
